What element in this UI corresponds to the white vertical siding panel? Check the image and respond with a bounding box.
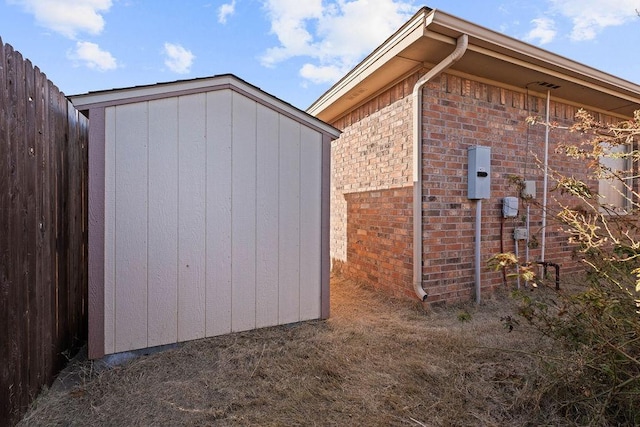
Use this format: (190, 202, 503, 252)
(103, 106, 116, 355)
(205, 90, 233, 336)
(114, 103, 149, 352)
(255, 105, 279, 328)
(299, 129, 323, 320)
(178, 93, 207, 342)
(147, 98, 179, 347)
(99, 84, 329, 355)
(231, 92, 257, 332)
(278, 116, 301, 324)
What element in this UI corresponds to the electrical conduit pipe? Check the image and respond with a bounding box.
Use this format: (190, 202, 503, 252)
(540, 90, 551, 262)
(412, 34, 469, 301)
(475, 199, 482, 303)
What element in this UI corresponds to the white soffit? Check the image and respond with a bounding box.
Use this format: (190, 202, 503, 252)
(308, 7, 640, 122)
(306, 8, 430, 117)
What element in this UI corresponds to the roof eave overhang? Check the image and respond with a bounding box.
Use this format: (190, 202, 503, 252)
(307, 7, 431, 118)
(308, 8, 640, 123)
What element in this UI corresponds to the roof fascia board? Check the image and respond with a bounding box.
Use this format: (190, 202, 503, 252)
(307, 7, 429, 115)
(430, 10, 640, 100)
(466, 43, 640, 106)
(421, 20, 640, 106)
(72, 82, 234, 110)
(70, 75, 238, 107)
(70, 75, 340, 138)
(309, 8, 640, 118)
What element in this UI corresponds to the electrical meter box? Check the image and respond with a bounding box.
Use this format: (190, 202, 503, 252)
(522, 180, 536, 199)
(502, 196, 519, 218)
(513, 227, 528, 240)
(467, 146, 491, 199)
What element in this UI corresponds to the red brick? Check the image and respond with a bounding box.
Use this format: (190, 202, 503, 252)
(330, 71, 628, 304)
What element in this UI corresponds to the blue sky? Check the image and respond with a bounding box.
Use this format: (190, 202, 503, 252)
(1, 0, 639, 110)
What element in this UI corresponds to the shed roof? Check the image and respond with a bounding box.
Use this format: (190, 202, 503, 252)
(308, 7, 640, 122)
(69, 73, 340, 138)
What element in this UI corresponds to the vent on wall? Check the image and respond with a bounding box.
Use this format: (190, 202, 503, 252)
(537, 81, 561, 89)
(346, 87, 367, 100)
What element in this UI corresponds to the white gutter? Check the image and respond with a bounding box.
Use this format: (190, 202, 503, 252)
(412, 33, 469, 301)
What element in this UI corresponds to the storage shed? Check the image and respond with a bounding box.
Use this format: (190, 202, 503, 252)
(70, 75, 340, 359)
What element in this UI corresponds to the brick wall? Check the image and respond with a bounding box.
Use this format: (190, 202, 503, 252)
(330, 73, 418, 264)
(331, 70, 622, 303)
(419, 74, 600, 302)
(343, 187, 413, 298)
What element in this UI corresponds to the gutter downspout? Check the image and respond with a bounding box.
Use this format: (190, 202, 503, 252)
(412, 33, 469, 301)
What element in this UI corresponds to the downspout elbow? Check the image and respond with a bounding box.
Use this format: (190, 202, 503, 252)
(413, 34, 468, 90)
(412, 34, 468, 302)
(448, 34, 469, 62)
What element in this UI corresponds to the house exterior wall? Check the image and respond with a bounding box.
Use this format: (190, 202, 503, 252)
(330, 74, 418, 276)
(344, 187, 414, 298)
(330, 71, 619, 302)
(97, 88, 327, 355)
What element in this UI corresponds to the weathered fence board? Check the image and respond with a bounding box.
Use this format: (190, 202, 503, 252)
(0, 37, 10, 427)
(0, 37, 88, 427)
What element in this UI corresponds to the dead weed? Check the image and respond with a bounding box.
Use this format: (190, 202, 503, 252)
(19, 276, 563, 426)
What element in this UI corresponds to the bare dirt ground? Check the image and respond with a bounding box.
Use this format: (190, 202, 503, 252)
(19, 275, 561, 426)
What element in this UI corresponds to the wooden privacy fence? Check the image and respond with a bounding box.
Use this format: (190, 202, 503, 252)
(0, 38, 88, 426)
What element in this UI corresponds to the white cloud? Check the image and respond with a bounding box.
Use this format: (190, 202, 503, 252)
(218, 0, 236, 24)
(260, 0, 416, 84)
(8, 0, 112, 39)
(549, 0, 639, 41)
(525, 17, 557, 44)
(163, 42, 195, 74)
(260, 0, 324, 66)
(68, 41, 117, 71)
(300, 63, 346, 84)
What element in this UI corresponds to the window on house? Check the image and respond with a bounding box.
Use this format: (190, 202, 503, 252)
(598, 142, 629, 212)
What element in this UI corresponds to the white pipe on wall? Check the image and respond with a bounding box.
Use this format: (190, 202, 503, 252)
(475, 199, 482, 303)
(525, 204, 530, 287)
(541, 90, 550, 262)
(412, 34, 469, 301)
(515, 238, 521, 290)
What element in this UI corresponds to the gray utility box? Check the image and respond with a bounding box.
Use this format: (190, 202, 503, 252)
(467, 146, 491, 199)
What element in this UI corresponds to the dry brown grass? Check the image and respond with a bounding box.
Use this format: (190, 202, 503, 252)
(19, 276, 564, 426)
